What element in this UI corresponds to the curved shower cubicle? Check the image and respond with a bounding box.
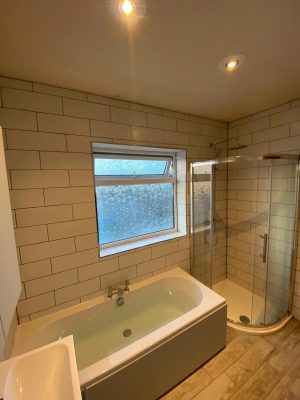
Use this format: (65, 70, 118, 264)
(190, 153, 299, 331)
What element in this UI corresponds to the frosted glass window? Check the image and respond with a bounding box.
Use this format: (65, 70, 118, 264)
(94, 158, 172, 177)
(93, 150, 177, 247)
(96, 183, 174, 244)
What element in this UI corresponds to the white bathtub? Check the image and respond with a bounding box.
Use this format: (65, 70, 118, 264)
(13, 268, 227, 399)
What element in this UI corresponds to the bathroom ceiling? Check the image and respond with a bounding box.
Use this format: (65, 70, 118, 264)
(0, 0, 300, 122)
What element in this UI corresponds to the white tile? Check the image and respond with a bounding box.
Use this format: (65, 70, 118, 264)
(163, 109, 189, 120)
(5, 150, 40, 169)
(151, 241, 178, 258)
(17, 292, 55, 317)
(9, 189, 45, 209)
(148, 114, 176, 131)
(131, 126, 163, 143)
(20, 259, 52, 282)
(253, 125, 289, 144)
(10, 170, 69, 189)
(48, 218, 97, 240)
(30, 299, 80, 320)
(178, 237, 191, 250)
(67, 135, 111, 153)
(25, 270, 78, 297)
(290, 122, 300, 136)
(0, 108, 37, 130)
(238, 141, 270, 156)
(16, 205, 73, 226)
(37, 113, 90, 135)
(270, 135, 300, 152)
(0, 76, 32, 91)
(189, 134, 210, 147)
(253, 103, 290, 120)
(90, 120, 131, 140)
(44, 187, 94, 205)
(137, 256, 165, 276)
(164, 131, 189, 145)
(177, 119, 201, 134)
(69, 170, 94, 186)
(191, 116, 227, 129)
(78, 257, 119, 281)
(201, 124, 224, 137)
(20, 238, 75, 263)
(33, 83, 86, 101)
(55, 278, 100, 304)
(130, 102, 162, 115)
(73, 202, 96, 219)
(75, 233, 98, 251)
(87, 93, 128, 108)
(238, 117, 269, 135)
(63, 98, 109, 121)
(229, 115, 253, 128)
(6, 130, 67, 151)
(270, 107, 300, 127)
(166, 249, 190, 266)
(40, 151, 92, 169)
(80, 289, 105, 303)
(228, 127, 238, 138)
(110, 107, 147, 127)
(14, 225, 48, 246)
(291, 99, 300, 108)
(51, 248, 99, 273)
(2, 87, 63, 114)
(100, 266, 136, 289)
(119, 248, 151, 269)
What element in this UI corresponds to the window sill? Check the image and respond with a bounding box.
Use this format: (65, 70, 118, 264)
(99, 231, 187, 257)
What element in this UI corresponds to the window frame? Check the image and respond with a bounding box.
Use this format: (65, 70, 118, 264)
(93, 148, 178, 251)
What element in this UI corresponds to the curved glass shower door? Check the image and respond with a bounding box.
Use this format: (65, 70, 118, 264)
(264, 158, 299, 325)
(191, 154, 299, 329)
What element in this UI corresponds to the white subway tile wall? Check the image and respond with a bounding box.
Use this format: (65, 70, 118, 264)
(0, 76, 227, 321)
(1, 75, 300, 324)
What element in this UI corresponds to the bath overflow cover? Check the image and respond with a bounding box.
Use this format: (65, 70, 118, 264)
(123, 329, 132, 337)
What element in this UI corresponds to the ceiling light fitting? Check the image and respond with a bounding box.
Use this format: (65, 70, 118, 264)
(120, 0, 134, 16)
(218, 53, 247, 72)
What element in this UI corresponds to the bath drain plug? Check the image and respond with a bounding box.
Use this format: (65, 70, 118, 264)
(123, 329, 132, 337)
(239, 315, 250, 324)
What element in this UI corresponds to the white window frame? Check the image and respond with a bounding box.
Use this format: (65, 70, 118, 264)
(93, 148, 178, 251)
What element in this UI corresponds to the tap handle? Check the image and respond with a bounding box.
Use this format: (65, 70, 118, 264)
(124, 280, 129, 292)
(108, 286, 113, 298)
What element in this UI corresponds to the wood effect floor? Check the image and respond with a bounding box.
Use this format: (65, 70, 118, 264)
(161, 318, 300, 400)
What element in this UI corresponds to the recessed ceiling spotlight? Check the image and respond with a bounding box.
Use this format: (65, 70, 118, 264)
(107, 0, 146, 22)
(120, 0, 134, 16)
(225, 59, 239, 70)
(218, 54, 247, 72)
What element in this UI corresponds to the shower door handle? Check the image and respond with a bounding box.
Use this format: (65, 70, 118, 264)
(259, 233, 268, 263)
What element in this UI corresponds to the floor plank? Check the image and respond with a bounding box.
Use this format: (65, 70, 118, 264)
(160, 319, 300, 400)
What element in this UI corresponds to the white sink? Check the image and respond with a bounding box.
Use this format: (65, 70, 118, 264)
(1, 336, 81, 400)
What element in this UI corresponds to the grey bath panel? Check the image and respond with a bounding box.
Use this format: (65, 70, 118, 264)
(84, 305, 227, 400)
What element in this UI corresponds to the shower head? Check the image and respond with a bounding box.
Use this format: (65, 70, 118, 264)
(228, 144, 248, 150)
(228, 137, 248, 150)
(209, 137, 248, 154)
(209, 141, 225, 157)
